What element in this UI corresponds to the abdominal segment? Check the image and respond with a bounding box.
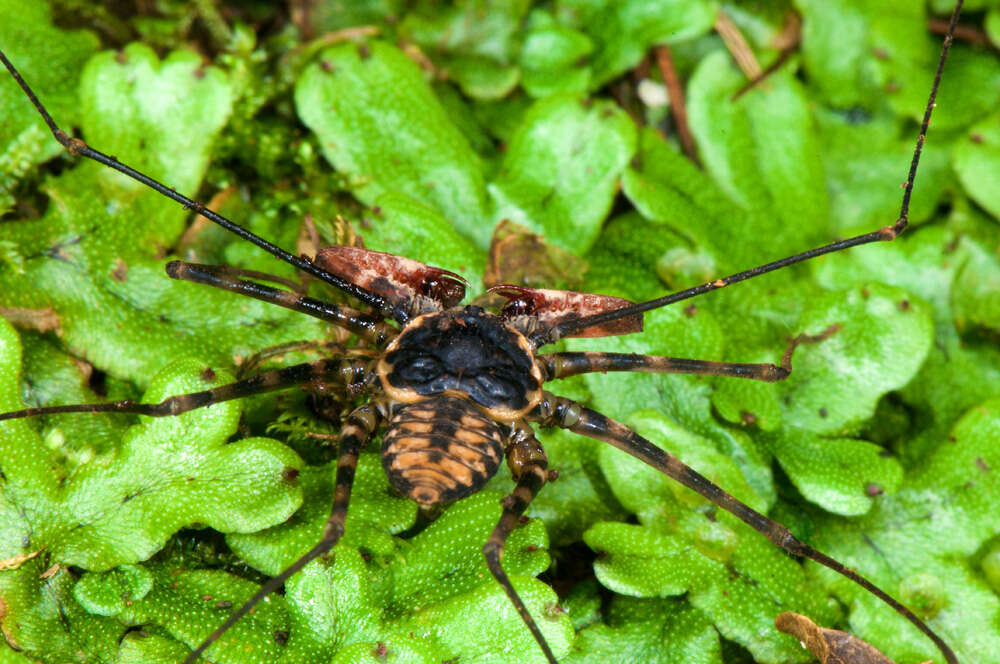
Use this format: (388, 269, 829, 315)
(382, 395, 505, 505)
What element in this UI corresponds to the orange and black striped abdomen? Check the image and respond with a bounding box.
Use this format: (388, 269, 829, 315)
(382, 395, 504, 505)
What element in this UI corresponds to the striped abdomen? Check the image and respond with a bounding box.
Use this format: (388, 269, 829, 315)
(382, 395, 504, 505)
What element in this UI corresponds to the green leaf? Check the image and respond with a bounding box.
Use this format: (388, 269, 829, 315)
(603, 411, 766, 516)
(519, 12, 594, 98)
(74, 564, 154, 616)
(776, 284, 934, 435)
(794, 0, 931, 111)
(227, 453, 417, 576)
(0, 558, 125, 660)
(488, 95, 637, 254)
(816, 107, 952, 232)
(930, 46, 1000, 131)
(809, 399, 1000, 662)
(711, 372, 783, 432)
(295, 40, 491, 246)
(0, 45, 321, 388)
(988, 8, 1000, 48)
(397, 575, 572, 663)
(401, 0, 530, 64)
(951, 234, 1000, 333)
(622, 127, 779, 272)
(567, 0, 717, 86)
(125, 498, 572, 663)
(521, 427, 627, 547)
(117, 631, 191, 664)
(444, 55, 521, 101)
(901, 333, 1000, 466)
(566, 598, 722, 664)
(687, 55, 829, 261)
(0, 1, 97, 213)
(388, 492, 550, 612)
(304, 0, 405, 33)
(0, 322, 305, 570)
(954, 114, 1000, 220)
(79, 45, 233, 226)
(764, 430, 903, 516)
(585, 410, 841, 663)
(122, 564, 292, 663)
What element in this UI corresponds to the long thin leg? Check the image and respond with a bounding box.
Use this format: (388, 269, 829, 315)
(183, 401, 382, 664)
(0, 359, 354, 421)
(531, 392, 957, 664)
(540, 354, 789, 382)
(538, 325, 839, 382)
(0, 50, 404, 323)
(531, 0, 963, 345)
(166, 261, 397, 347)
(187, 264, 305, 293)
(237, 340, 361, 379)
(483, 426, 555, 664)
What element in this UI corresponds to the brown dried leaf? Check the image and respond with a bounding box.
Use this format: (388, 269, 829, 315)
(483, 219, 587, 291)
(775, 612, 895, 664)
(0, 306, 61, 334)
(0, 549, 42, 571)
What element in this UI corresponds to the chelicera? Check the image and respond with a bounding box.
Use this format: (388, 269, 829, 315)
(0, 2, 966, 663)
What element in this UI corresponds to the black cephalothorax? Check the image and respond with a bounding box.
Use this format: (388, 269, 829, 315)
(379, 307, 543, 418)
(0, 3, 966, 663)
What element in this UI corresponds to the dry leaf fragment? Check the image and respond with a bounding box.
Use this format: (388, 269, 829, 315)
(0, 548, 42, 571)
(0, 306, 61, 334)
(775, 612, 895, 664)
(483, 219, 587, 290)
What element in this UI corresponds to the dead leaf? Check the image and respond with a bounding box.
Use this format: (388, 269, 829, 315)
(483, 219, 587, 290)
(0, 306, 61, 334)
(775, 612, 895, 664)
(0, 549, 42, 571)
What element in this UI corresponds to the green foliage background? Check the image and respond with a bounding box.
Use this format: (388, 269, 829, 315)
(1, 1, 999, 663)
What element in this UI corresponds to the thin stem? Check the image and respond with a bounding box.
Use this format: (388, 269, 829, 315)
(653, 44, 699, 165)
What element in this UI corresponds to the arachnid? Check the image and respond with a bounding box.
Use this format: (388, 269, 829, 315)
(1, 2, 997, 663)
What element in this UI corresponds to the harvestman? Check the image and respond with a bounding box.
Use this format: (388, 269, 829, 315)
(0, 2, 964, 662)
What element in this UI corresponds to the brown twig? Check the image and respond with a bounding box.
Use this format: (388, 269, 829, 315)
(731, 48, 794, 101)
(715, 11, 762, 80)
(928, 17, 989, 46)
(725, 10, 802, 101)
(771, 11, 803, 51)
(288, 0, 312, 39)
(653, 44, 700, 165)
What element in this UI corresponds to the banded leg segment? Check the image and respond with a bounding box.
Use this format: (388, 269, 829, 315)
(483, 426, 556, 664)
(539, 352, 790, 382)
(539, 325, 840, 383)
(532, 392, 958, 664)
(167, 261, 397, 347)
(0, 359, 361, 421)
(182, 402, 382, 664)
(177, 263, 304, 292)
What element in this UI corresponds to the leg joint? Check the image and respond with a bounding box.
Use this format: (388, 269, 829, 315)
(483, 538, 504, 566)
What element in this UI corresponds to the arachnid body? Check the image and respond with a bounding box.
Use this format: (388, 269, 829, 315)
(1, 2, 998, 664)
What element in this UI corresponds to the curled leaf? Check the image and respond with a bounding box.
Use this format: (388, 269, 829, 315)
(483, 219, 587, 290)
(775, 612, 895, 664)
